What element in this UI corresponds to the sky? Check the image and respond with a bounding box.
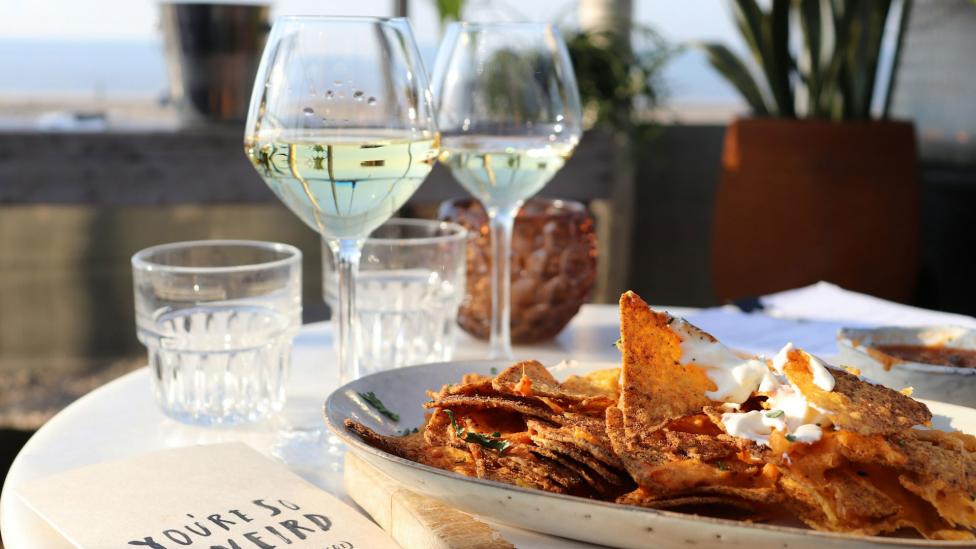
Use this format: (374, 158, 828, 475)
(0, 1, 742, 104)
(0, 0, 739, 44)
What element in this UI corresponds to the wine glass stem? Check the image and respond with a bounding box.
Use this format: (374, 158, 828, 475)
(488, 206, 518, 360)
(332, 237, 364, 385)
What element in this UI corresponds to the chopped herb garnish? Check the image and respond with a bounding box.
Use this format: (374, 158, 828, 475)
(785, 434, 798, 442)
(491, 431, 501, 437)
(444, 409, 511, 454)
(716, 462, 728, 471)
(490, 367, 498, 375)
(359, 391, 400, 422)
(764, 409, 785, 418)
(465, 431, 511, 453)
(399, 427, 419, 436)
(444, 410, 461, 434)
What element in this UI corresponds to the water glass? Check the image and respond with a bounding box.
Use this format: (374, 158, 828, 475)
(132, 240, 302, 426)
(322, 219, 467, 375)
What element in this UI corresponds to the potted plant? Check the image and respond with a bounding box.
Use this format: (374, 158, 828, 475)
(702, 0, 919, 303)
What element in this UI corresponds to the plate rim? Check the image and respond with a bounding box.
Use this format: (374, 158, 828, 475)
(324, 359, 976, 547)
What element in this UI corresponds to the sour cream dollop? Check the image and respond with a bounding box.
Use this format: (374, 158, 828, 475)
(720, 410, 786, 446)
(672, 318, 769, 404)
(670, 322, 835, 446)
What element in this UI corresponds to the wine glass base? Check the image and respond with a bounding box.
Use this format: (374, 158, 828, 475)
(271, 425, 347, 495)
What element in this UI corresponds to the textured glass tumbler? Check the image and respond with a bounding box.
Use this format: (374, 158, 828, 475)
(323, 219, 467, 375)
(440, 197, 597, 343)
(132, 240, 302, 426)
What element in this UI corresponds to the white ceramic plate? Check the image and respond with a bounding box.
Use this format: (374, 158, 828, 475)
(324, 360, 976, 549)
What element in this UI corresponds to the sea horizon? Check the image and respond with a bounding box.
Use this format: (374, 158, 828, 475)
(0, 37, 740, 106)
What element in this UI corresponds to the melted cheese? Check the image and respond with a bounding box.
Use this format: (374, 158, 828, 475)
(771, 341, 834, 391)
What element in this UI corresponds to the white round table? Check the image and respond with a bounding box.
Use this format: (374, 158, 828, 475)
(1, 304, 694, 548)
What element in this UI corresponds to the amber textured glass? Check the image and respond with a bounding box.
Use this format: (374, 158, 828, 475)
(439, 198, 597, 343)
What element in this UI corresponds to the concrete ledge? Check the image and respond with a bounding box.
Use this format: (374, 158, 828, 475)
(0, 127, 614, 205)
(0, 357, 142, 430)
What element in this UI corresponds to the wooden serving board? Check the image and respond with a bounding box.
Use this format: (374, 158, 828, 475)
(343, 452, 514, 549)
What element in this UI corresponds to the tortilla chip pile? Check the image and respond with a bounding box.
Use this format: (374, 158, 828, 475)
(346, 291, 976, 540)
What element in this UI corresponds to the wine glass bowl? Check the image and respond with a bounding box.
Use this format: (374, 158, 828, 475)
(245, 16, 439, 241)
(431, 22, 583, 358)
(244, 16, 438, 383)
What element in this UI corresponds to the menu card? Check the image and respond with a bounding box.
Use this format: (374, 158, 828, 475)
(17, 442, 397, 549)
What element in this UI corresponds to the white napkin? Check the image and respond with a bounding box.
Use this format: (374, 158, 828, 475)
(685, 308, 847, 357)
(683, 282, 976, 358)
(761, 281, 976, 329)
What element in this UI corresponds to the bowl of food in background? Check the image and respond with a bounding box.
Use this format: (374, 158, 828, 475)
(837, 326, 976, 407)
(439, 197, 597, 343)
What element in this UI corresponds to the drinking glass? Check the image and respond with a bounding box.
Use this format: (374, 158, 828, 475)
(132, 240, 302, 425)
(244, 17, 439, 384)
(431, 23, 583, 359)
(322, 219, 468, 374)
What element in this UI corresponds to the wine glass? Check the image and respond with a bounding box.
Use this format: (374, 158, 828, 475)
(431, 23, 583, 359)
(244, 16, 439, 384)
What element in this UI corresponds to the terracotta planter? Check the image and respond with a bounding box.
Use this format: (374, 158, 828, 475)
(712, 118, 920, 303)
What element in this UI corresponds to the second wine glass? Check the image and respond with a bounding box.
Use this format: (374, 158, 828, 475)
(431, 22, 583, 359)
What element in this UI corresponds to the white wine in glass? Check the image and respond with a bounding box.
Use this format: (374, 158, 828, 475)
(438, 136, 574, 213)
(432, 23, 583, 359)
(244, 17, 439, 385)
(246, 129, 438, 238)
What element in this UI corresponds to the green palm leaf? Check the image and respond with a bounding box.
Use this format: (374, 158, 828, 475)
(697, 43, 771, 116)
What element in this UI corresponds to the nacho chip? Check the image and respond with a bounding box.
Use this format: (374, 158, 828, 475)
(492, 360, 615, 409)
(529, 446, 606, 493)
(528, 426, 629, 488)
(688, 483, 781, 506)
(780, 347, 931, 435)
(605, 405, 669, 473)
(427, 373, 496, 400)
(659, 430, 740, 463)
(777, 461, 909, 537)
(469, 443, 580, 494)
(345, 418, 478, 476)
(560, 368, 620, 400)
(424, 394, 559, 423)
(607, 406, 768, 498)
(493, 360, 560, 394)
(527, 414, 623, 470)
(616, 488, 763, 518)
(618, 291, 714, 440)
(888, 430, 976, 529)
(344, 419, 427, 461)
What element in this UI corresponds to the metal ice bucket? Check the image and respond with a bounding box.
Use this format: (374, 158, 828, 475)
(161, 2, 270, 123)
